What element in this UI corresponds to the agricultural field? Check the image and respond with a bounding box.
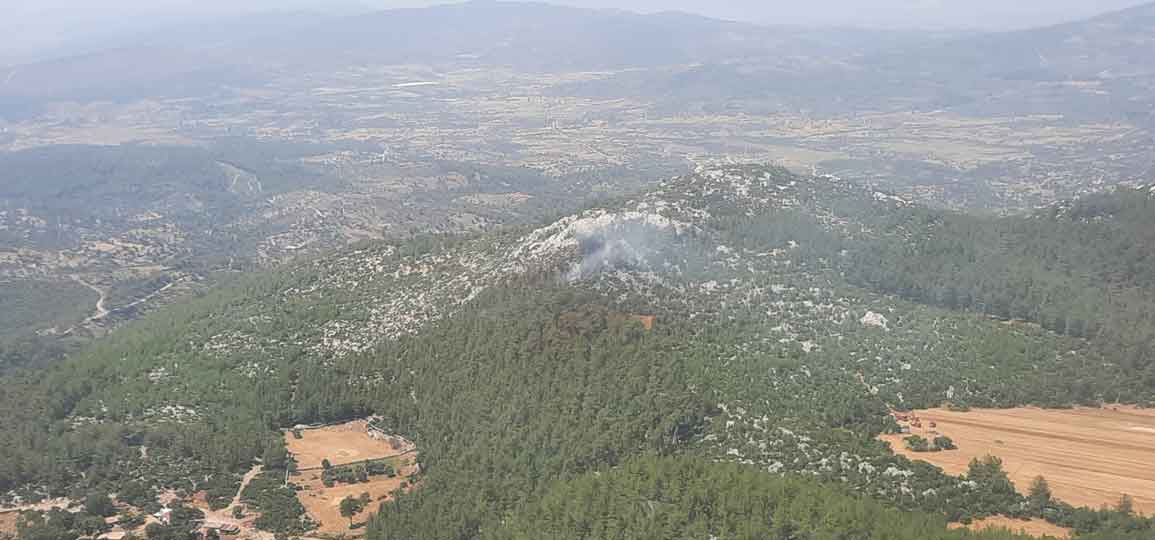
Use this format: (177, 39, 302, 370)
(285, 420, 418, 536)
(285, 420, 415, 470)
(881, 407, 1155, 515)
(950, 516, 1072, 539)
(295, 455, 418, 536)
(5, 60, 1147, 213)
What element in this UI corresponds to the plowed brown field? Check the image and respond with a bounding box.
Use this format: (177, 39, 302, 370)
(881, 406, 1155, 514)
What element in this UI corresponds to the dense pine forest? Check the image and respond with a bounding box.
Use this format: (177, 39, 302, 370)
(486, 457, 1038, 540)
(2, 167, 1154, 540)
(845, 187, 1155, 389)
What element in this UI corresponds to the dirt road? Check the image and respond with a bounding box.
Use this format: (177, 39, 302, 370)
(232, 464, 263, 509)
(71, 276, 109, 321)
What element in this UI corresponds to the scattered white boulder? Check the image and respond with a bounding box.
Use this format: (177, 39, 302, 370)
(860, 311, 889, 330)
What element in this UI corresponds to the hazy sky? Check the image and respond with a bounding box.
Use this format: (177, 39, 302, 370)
(2, 0, 1150, 62)
(552, 0, 1151, 29)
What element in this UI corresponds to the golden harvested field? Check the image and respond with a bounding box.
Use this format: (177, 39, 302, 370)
(295, 454, 419, 536)
(881, 407, 1155, 514)
(285, 420, 415, 469)
(950, 516, 1071, 539)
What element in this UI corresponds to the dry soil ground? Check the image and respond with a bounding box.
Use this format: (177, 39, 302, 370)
(295, 454, 418, 536)
(950, 516, 1072, 539)
(0, 511, 19, 539)
(284, 420, 418, 536)
(285, 420, 414, 470)
(881, 406, 1155, 515)
(0, 499, 77, 539)
(186, 465, 271, 540)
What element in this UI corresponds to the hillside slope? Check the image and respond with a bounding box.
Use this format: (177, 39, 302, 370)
(0, 140, 661, 370)
(881, 2, 1155, 81)
(861, 1, 1155, 120)
(2, 165, 1154, 540)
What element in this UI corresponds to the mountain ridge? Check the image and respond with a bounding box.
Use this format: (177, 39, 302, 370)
(5, 0, 1154, 125)
(3, 163, 1155, 539)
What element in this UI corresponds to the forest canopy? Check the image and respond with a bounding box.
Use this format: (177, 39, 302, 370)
(1, 167, 1154, 540)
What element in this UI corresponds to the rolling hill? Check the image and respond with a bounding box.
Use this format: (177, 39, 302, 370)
(3, 5, 1155, 539)
(2, 164, 1153, 539)
(0, 139, 664, 371)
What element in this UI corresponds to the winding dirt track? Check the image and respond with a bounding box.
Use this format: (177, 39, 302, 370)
(71, 276, 109, 321)
(881, 407, 1155, 515)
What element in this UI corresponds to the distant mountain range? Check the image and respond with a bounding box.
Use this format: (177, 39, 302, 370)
(868, 2, 1155, 79)
(3, 0, 1153, 121)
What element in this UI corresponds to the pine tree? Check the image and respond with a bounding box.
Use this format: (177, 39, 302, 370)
(1028, 476, 1052, 517)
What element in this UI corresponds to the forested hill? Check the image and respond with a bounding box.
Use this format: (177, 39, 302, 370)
(847, 185, 1155, 391)
(2, 165, 1154, 540)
